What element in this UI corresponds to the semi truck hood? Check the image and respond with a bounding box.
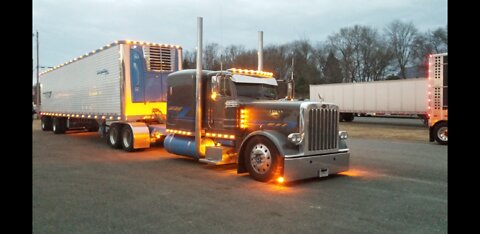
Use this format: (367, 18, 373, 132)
(239, 100, 338, 134)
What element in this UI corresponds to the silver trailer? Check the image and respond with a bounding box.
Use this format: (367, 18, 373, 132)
(39, 40, 182, 151)
(310, 78, 428, 122)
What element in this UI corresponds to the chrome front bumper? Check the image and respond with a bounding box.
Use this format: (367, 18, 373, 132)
(282, 151, 350, 182)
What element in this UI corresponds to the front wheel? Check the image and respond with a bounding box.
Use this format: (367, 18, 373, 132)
(433, 122, 448, 145)
(244, 136, 281, 182)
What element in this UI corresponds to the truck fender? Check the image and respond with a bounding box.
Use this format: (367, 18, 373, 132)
(237, 130, 287, 173)
(124, 122, 151, 149)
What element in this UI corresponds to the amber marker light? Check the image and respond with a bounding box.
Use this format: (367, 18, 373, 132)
(277, 177, 285, 183)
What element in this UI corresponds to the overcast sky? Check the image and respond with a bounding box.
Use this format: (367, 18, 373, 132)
(33, 0, 447, 70)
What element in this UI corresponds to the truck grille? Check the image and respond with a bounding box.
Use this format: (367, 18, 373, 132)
(143, 46, 174, 72)
(307, 108, 338, 151)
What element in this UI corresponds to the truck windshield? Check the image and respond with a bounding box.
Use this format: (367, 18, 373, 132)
(235, 83, 278, 100)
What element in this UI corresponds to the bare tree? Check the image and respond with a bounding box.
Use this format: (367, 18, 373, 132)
(328, 26, 362, 83)
(323, 51, 343, 83)
(385, 20, 418, 79)
(430, 27, 448, 53)
(263, 44, 291, 80)
(203, 43, 222, 70)
(358, 26, 393, 81)
(182, 50, 196, 69)
(222, 45, 245, 69)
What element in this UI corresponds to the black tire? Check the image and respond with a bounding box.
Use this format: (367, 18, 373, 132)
(433, 122, 448, 145)
(52, 118, 66, 134)
(243, 136, 281, 182)
(41, 116, 53, 131)
(343, 113, 354, 122)
(107, 125, 122, 149)
(121, 125, 135, 152)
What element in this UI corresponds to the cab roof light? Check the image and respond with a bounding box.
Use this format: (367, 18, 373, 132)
(228, 68, 273, 78)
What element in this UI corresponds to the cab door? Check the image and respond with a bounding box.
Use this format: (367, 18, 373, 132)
(207, 75, 236, 130)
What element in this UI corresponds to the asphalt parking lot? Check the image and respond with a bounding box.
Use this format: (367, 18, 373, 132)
(33, 118, 447, 233)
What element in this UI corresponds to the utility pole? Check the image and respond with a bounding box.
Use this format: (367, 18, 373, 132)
(36, 30, 40, 108)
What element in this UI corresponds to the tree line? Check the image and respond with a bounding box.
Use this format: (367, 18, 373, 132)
(182, 20, 447, 98)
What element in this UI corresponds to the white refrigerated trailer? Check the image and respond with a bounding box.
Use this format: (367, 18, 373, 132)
(39, 40, 183, 151)
(309, 78, 428, 122)
(310, 53, 448, 145)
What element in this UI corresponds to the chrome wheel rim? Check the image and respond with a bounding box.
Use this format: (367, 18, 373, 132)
(122, 129, 132, 148)
(437, 126, 448, 142)
(109, 127, 118, 145)
(250, 143, 272, 174)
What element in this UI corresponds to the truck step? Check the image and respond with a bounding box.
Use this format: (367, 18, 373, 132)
(199, 157, 235, 165)
(199, 146, 237, 165)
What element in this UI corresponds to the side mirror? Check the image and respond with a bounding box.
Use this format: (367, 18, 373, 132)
(211, 76, 219, 100)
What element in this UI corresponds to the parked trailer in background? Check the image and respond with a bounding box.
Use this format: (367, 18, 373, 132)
(309, 53, 448, 145)
(427, 53, 448, 145)
(310, 78, 428, 122)
(39, 40, 182, 151)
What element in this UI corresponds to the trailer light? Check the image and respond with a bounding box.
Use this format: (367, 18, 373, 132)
(76, 114, 80, 117)
(229, 135, 235, 139)
(206, 133, 211, 137)
(81, 115, 85, 118)
(217, 134, 223, 138)
(109, 116, 113, 120)
(339, 131, 348, 140)
(94, 115, 98, 119)
(187, 132, 192, 136)
(212, 133, 217, 137)
(277, 177, 285, 183)
(88, 115, 91, 118)
(117, 117, 121, 120)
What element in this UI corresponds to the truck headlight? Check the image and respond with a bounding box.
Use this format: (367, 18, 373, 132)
(288, 133, 303, 145)
(339, 131, 348, 140)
